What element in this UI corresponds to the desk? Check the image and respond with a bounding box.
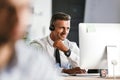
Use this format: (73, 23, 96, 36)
(62, 76, 120, 80)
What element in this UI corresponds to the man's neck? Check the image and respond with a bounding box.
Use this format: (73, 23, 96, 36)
(50, 32, 55, 41)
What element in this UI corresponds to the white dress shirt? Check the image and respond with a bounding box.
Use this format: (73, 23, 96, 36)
(0, 40, 60, 80)
(30, 35, 80, 70)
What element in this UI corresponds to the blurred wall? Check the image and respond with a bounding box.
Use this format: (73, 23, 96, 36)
(84, 0, 120, 23)
(28, 0, 52, 41)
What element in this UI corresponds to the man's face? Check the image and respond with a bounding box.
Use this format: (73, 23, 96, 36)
(52, 20, 70, 41)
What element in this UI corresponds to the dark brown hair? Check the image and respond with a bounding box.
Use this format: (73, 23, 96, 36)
(0, 0, 17, 45)
(50, 12, 71, 26)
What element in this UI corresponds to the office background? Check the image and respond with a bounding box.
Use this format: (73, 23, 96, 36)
(28, 0, 120, 46)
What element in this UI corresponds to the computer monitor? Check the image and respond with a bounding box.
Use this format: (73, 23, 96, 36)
(79, 23, 120, 69)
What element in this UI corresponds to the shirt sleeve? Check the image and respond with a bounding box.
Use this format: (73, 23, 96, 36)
(67, 42, 80, 68)
(30, 40, 45, 53)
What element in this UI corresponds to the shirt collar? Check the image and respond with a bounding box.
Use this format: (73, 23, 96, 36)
(47, 35, 54, 46)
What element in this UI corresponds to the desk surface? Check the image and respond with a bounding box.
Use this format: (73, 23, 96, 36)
(62, 76, 120, 80)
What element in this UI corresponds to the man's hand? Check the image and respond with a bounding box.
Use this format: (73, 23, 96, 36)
(53, 40, 69, 52)
(62, 67, 86, 74)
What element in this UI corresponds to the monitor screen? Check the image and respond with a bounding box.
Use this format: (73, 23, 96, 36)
(79, 23, 120, 69)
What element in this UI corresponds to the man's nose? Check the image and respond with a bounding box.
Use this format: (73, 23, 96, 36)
(63, 28, 69, 34)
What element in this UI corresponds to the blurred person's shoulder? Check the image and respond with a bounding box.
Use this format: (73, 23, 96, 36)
(28, 38, 63, 80)
(15, 39, 42, 66)
(15, 39, 52, 69)
(15, 39, 46, 56)
(14, 39, 62, 80)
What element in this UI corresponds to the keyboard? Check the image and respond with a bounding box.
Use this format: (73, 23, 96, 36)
(72, 73, 99, 77)
(61, 73, 100, 77)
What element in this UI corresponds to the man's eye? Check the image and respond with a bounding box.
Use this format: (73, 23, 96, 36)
(67, 27, 70, 30)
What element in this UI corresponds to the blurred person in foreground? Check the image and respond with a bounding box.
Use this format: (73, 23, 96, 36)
(31, 12, 86, 74)
(0, 0, 60, 80)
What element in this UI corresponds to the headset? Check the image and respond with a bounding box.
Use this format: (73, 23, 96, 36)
(49, 17, 55, 31)
(49, 24, 55, 31)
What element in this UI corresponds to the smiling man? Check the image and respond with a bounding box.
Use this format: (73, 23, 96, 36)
(31, 12, 86, 74)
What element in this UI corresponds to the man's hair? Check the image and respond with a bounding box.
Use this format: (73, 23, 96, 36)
(50, 12, 71, 26)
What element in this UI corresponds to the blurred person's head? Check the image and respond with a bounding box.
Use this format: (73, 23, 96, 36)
(0, 0, 30, 69)
(0, 0, 30, 45)
(49, 12, 71, 41)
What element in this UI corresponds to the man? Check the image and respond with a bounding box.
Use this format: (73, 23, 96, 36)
(31, 12, 86, 74)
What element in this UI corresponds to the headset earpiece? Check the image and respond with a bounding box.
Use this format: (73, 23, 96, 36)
(49, 25, 55, 31)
